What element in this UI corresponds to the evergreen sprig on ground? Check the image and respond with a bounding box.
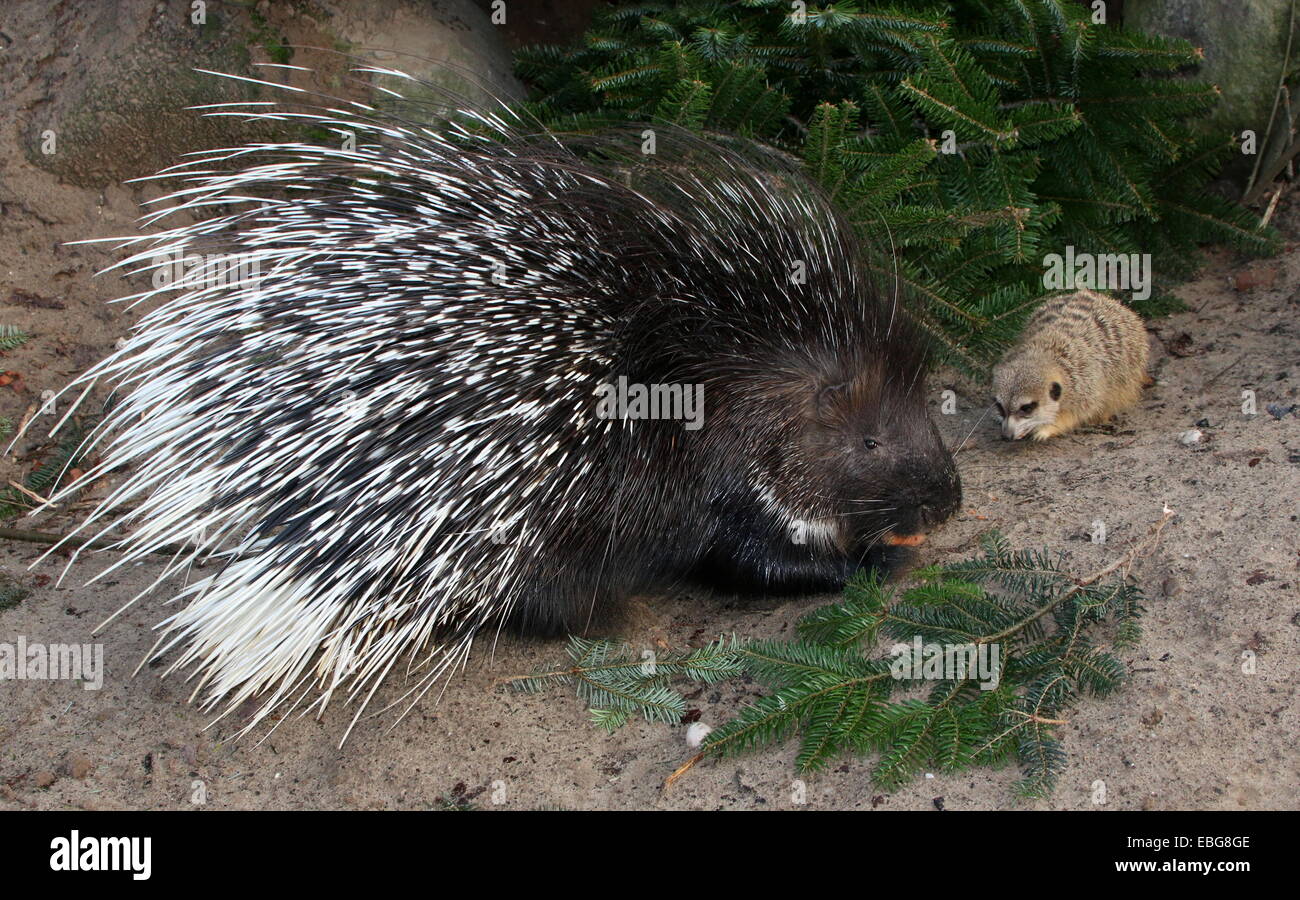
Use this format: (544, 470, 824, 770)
(516, 0, 1279, 369)
(509, 635, 745, 732)
(0, 417, 94, 520)
(511, 515, 1169, 798)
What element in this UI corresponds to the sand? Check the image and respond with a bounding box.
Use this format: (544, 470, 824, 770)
(0, 3, 1296, 812)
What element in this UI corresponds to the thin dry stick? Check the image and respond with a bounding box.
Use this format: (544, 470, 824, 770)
(1013, 711, 1070, 726)
(664, 507, 1175, 790)
(1260, 183, 1284, 228)
(7, 480, 54, 510)
(0, 526, 116, 552)
(1200, 354, 1243, 392)
(1244, 0, 1296, 200)
(0, 526, 195, 558)
(11, 402, 38, 450)
(1244, 134, 1300, 207)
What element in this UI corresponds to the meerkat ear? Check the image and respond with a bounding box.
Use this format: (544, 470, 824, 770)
(1049, 382, 1062, 401)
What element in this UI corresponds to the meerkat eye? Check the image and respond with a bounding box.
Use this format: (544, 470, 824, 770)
(1049, 382, 1062, 401)
(993, 400, 1005, 418)
(863, 437, 881, 451)
(1018, 402, 1037, 415)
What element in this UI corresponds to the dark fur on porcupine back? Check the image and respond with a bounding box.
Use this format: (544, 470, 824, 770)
(48, 68, 960, 739)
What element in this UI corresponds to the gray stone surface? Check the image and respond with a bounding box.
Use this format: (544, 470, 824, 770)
(9, 0, 523, 188)
(1125, 0, 1295, 181)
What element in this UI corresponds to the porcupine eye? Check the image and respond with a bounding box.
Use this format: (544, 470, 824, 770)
(863, 437, 880, 450)
(1019, 401, 1037, 415)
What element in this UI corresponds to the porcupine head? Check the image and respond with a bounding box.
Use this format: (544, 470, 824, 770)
(527, 128, 966, 615)
(699, 322, 966, 590)
(630, 163, 964, 600)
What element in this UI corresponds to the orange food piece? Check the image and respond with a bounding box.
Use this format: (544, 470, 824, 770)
(883, 532, 926, 547)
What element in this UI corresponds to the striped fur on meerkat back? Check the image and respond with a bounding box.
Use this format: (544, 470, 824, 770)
(992, 289, 1150, 441)
(37, 66, 960, 740)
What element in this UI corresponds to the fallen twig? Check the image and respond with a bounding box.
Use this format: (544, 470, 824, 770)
(0, 526, 194, 558)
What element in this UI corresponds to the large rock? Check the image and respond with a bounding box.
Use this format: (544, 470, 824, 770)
(299, 0, 525, 113)
(13, 0, 269, 188)
(1124, 0, 1296, 184)
(12, 0, 523, 188)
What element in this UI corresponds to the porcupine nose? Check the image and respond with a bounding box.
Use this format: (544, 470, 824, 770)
(922, 462, 961, 526)
(920, 496, 955, 527)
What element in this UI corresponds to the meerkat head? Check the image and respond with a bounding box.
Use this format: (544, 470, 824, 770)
(991, 356, 1065, 441)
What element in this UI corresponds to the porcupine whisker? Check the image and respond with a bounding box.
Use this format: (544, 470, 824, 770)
(818, 494, 897, 505)
(851, 526, 893, 573)
(812, 495, 898, 509)
(954, 405, 993, 455)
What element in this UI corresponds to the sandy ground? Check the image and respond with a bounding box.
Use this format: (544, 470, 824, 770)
(0, 7, 1297, 812)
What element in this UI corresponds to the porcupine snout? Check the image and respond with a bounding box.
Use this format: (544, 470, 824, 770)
(922, 452, 962, 527)
(919, 485, 960, 527)
(896, 452, 961, 535)
(891, 411, 962, 535)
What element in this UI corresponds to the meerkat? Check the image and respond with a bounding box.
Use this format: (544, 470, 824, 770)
(992, 289, 1149, 441)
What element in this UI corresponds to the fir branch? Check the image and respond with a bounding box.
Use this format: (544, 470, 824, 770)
(663, 509, 1173, 794)
(0, 326, 31, 352)
(515, 0, 1279, 367)
(504, 635, 745, 731)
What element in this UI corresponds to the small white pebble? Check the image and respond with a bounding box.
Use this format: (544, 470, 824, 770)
(925, 773, 935, 780)
(1178, 429, 1202, 446)
(685, 722, 713, 749)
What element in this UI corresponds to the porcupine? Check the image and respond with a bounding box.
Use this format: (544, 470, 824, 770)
(38, 66, 961, 740)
